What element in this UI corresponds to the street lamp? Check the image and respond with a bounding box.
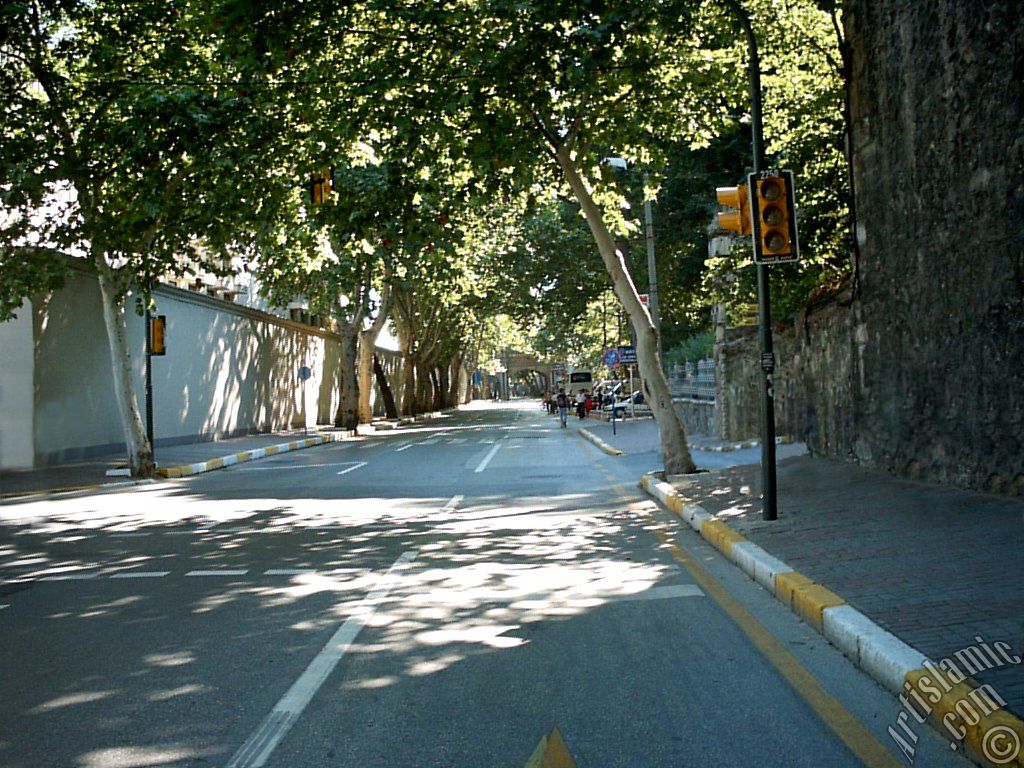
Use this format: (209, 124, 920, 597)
(602, 157, 663, 367)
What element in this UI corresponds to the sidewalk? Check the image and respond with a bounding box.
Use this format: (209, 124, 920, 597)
(582, 414, 1024, 723)
(0, 426, 356, 498)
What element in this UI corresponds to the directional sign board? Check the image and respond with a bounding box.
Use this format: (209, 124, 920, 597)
(617, 345, 637, 365)
(602, 348, 620, 368)
(569, 371, 591, 384)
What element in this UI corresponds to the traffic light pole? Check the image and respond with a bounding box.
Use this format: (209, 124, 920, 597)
(722, 0, 778, 521)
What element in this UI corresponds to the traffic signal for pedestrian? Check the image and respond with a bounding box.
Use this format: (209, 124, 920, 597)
(748, 170, 799, 264)
(150, 315, 167, 356)
(715, 183, 751, 236)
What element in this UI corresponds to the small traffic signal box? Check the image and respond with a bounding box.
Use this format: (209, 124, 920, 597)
(748, 169, 799, 264)
(150, 315, 167, 356)
(715, 183, 751, 236)
(310, 166, 334, 206)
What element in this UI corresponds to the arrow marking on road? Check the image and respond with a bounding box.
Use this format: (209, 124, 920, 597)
(224, 549, 418, 768)
(523, 725, 576, 768)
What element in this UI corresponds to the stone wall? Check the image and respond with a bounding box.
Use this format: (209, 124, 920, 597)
(845, 0, 1024, 494)
(673, 399, 716, 438)
(719, 0, 1024, 496)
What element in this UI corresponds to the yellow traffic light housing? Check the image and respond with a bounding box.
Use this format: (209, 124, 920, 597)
(150, 315, 167, 356)
(310, 166, 334, 206)
(715, 183, 751, 236)
(748, 170, 799, 264)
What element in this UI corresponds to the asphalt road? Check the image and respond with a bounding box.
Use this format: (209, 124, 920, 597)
(0, 401, 970, 767)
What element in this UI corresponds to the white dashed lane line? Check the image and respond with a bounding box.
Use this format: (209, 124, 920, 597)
(110, 571, 171, 579)
(336, 461, 367, 476)
(474, 443, 502, 473)
(185, 569, 249, 577)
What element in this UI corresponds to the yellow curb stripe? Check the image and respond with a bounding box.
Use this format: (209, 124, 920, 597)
(632, 475, 898, 767)
(648, 525, 901, 767)
(700, 518, 747, 558)
(206, 457, 224, 470)
(264, 445, 278, 455)
(904, 668, 1024, 767)
(773, 572, 845, 632)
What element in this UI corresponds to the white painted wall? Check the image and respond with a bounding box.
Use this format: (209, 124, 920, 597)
(26, 269, 345, 464)
(0, 301, 35, 469)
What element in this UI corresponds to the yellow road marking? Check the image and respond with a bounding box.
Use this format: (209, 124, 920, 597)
(523, 726, 576, 768)
(589, 459, 903, 768)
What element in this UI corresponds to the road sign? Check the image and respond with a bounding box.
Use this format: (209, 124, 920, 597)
(552, 363, 566, 373)
(298, 365, 312, 381)
(472, 370, 483, 385)
(569, 371, 592, 384)
(618, 345, 637, 365)
(638, 293, 649, 307)
(602, 348, 620, 367)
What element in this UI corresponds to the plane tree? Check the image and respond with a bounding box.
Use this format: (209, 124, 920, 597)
(0, 0, 269, 475)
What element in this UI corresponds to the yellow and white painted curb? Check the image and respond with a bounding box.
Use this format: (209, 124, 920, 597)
(577, 428, 623, 456)
(640, 473, 1024, 767)
(696, 435, 795, 453)
(156, 432, 352, 479)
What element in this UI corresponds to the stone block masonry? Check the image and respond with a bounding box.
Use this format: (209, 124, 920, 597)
(718, 0, 1024, 497)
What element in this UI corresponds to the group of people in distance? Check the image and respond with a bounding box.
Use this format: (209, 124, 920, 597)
(543, 388, 594, 428)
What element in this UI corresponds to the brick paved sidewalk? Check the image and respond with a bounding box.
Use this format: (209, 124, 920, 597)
(674, 455, 1024, 717)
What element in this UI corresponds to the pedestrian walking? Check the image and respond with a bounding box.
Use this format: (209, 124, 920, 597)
(575, 389, 586, 420)
(555, 388, 569, 428)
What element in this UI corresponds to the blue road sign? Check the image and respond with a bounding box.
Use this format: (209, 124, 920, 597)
(602, 348, 620, 367)
(618, 345, 637, 365)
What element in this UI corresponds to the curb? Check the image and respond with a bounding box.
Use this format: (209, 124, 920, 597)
(695, 435, 795, 453)
(156, 432, 353, 479)
(640, 473, 1024, 768)
(0, 478, 156, 504)
(577, 428, 623, 456)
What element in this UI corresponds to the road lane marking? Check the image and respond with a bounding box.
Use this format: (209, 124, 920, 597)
(479, 438, 495, 444)
(394, 442, 413, 452)
(185, 569, 248, 577)
(336, 461, 367, 476)
(237, 461, 361, 472)
(593, 466, 903, 768)
(110, 571, 170, 579)
(110, 532, 152, 538)
(474, 443, 502, 473)
(39, 573, 97, 581)
(442, 495, 463, 513)
(225, 549, 418, 768)
(263, 568, 317, 576)
(0, 604, 9, 610)
(449, 437, 467, 444)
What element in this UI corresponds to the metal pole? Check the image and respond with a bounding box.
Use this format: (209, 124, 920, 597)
(144, 303, 154, 456)
(722, 0, 778, 521)
(642, 173, 663, 368)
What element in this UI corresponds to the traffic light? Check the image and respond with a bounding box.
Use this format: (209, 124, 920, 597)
(715, 183, 751, 236)
(748, 170, 799, 264)
(310, 166, 333, 206)
(150, 315, 167, 356)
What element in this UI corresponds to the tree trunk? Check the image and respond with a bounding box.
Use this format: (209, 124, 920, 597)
(357, 283, 391, 424)
(433, 366, 445, 410)
(373, 354, 398, 418)
(555, 147, 695, 474)
(447, 355, 461, 408)
(402, 355, 418, 416)
(95, 258, 154, 478)
(357, 334, 376, 424)
(415, 359, 431, 414)
(334, 322, 359, 429)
